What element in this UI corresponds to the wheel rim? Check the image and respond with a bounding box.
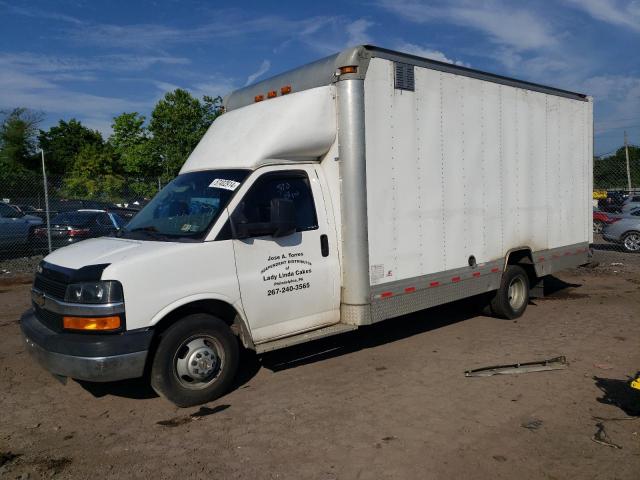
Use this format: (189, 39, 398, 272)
(173, 335, 225, 390)
(507, 276, 527, 311)
(593, 221, 603, 234)
(623, 233, 640, 252)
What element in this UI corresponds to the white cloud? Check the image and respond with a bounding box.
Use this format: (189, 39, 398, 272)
(579, 75, 640, 134)
(396, 42, 469, 66)
(563, 0, 640, 32)
(0, 68, 149, 136)
(0, 1, 84, 25)
(0, 52, 190, 74)
(346, 19, 374, 45)
(378, 0, 558, 51)
(244, 60, 271, 86)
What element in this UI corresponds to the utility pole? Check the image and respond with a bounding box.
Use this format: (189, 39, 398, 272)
(40, 149, 52, 253)
(624, 131, 632, 192)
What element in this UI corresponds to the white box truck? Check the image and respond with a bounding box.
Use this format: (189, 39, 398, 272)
(21, 45, 593, 406)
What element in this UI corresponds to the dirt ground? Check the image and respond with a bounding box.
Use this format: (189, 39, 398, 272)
(1, 248, 640, 479)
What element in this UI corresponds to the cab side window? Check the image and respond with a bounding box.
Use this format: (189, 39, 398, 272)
(217, 171, 317, 241)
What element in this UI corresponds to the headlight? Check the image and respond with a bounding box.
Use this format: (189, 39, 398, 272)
(64, 281, 124, 304)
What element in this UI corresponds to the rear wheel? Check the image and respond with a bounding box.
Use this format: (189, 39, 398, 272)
(490, 265, 530, 319)
(150, 313, 239, 407)
(622, 232, 640, 253)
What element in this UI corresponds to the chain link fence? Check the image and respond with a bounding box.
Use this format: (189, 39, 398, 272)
(1, 173, 160, 275)
(1, 156, 639, 276)
(592, 154, 640, 255)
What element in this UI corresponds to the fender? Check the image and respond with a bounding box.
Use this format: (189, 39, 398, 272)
(502, 246, 540, 276)
(150, 293, 255, 349)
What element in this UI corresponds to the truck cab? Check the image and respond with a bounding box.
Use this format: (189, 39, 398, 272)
(22, 85, 345, 407)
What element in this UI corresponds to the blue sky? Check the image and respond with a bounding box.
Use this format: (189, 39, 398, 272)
(1, 0, 638, 156)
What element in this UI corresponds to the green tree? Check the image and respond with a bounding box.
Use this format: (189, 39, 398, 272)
(109, 112, 153, 174)
(149, 89, 223, 179)
(594, 146, 640, 189)
(0, 108, 41, 197)
(61, 144, 124, 201)
(38, 119, 103, 174)
(108, 112, 161, 198)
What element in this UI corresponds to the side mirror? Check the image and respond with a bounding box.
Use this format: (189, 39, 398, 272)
(230, 198, 296, 239)
(270, 198, 296, 238)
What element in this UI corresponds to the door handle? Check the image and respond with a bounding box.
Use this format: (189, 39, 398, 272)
(320, 234, 329, 257)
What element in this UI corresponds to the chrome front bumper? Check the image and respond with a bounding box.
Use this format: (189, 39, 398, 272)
(23, 336, 147, 382)
(21, 310, 152, 382)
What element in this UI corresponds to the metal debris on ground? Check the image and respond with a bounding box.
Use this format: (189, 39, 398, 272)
(592, 422, 622, 449)
(465, 356, 568, 377)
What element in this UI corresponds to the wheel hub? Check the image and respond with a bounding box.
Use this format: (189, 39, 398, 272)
(186, 345, 217, 380)
(174, 336, 223, 388)
(508, 277, 526, 310)
(624, 234, 640, 251)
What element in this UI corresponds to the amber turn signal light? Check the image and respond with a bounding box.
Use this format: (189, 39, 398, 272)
(339, 65, 358, 74)
(63, 316, 121, 331)
(280, 85, 292, 95)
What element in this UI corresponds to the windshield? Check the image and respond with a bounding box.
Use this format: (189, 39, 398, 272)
(122, 170, 248, 240)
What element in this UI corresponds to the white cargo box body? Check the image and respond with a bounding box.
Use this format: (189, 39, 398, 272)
(358, 56, 592, 321)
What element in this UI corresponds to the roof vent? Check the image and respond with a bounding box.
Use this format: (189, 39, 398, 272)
(394, 62, 415, 91)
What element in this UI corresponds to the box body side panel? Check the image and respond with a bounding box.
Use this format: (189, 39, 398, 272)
(364, 58, 592, 287)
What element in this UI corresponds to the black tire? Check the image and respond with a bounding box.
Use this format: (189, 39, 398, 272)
(150, 313, 239, 407)
(489, 265, 530, 319)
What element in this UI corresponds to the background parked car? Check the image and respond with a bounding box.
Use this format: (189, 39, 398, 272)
(32, 209, 125, 250)
(621, 194, 640, 213)
(0, 203, 42, 256)
(593, 208, 617, 233)
(602, 209, 640, 253)
(597, 190, 628, 213)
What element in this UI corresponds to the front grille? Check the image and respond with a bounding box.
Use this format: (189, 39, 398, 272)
(34, 304, 63, 331)
(33, 273, 68, 300)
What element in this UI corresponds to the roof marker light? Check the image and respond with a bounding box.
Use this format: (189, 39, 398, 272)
(254, 95, 264, 102)
(267, 90, 277, 98)
(339, 65, 358, 74)
(281, 85, 292, 95)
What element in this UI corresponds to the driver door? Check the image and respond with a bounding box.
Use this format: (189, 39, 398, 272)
(231, 166, 340, 344)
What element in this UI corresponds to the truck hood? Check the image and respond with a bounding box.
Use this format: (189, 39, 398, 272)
(43, 236, 181, 270)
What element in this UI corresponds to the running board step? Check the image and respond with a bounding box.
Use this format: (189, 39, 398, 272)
(255, 323, 358, 354)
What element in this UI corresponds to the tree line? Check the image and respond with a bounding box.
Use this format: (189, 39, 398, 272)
(594, 146, 640, 190)
(0, 89, 223, 202)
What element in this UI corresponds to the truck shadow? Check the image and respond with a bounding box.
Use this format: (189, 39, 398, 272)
(76, 377, 158, 400)
(76, 275, 580, 400)
(260, 295, 494, 373)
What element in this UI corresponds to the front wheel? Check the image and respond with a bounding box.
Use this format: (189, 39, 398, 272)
(150, 314, 239, 407)
(622, 232, 640, 253)
(489, 265, 530, 319)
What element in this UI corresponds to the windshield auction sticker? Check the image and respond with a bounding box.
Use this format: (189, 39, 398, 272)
(261, 252, 312, 296)
(209, 179, 240, 191)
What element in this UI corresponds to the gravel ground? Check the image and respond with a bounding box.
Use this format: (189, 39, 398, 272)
(1, 249, 639, 479)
